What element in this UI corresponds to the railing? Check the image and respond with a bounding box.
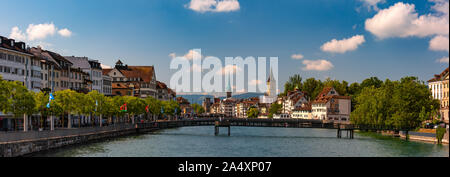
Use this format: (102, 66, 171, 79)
(0, 124, 134, 143)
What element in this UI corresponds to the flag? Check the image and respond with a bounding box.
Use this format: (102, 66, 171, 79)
(161, 107, 164, 114)
(120, 103, 127, 112)
(47, 93, 54, 108)
(95, 100, 98, 112)
(145, 105, 149, 113)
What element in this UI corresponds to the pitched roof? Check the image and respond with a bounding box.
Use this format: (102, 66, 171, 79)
(117, 66, 155, 83)
(0, 36, 31, 55)
(64, 56, 91, 69)
(102, 68, 113, 75)
(29, 47, 61, 69)
(112, 83, 130, 89)
(428, 67, 449, 82)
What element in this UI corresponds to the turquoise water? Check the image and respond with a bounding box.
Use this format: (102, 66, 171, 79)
(34, 126, 449, 157)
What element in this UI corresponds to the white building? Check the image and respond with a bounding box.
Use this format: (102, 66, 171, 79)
(311, 87, 351, 123)
(291, 104, 312, 119)
(102, 74, 112, 96)
(281, 88, 309, 114)
(65, 56, 103, 93)
(0, 36, 35, 90)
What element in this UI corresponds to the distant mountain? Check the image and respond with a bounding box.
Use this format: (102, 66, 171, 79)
(178, 92, 265, 105)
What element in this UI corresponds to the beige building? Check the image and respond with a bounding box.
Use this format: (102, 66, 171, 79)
(428, 67, 449, 124)
(311, 87, 351, 123)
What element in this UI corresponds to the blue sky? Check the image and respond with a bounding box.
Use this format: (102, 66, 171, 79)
(1, 0, 448, 93)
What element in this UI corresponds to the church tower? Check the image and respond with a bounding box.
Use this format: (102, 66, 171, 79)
(267, 67, 277, 97)
(226, 79, 232, 98)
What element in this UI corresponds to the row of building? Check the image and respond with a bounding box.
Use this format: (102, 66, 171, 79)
(0, 35, 175, 100)
(428, 67, 449, 124)
(199, 70, 352, 123)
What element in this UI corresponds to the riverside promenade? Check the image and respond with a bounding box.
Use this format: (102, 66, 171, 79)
(0, 123, 156, 157)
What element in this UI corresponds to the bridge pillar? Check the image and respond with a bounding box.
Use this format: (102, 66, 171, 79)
(228, 126, 230, 136)
(215, 126, 219, 136)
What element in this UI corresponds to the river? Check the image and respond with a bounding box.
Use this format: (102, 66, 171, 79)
(33, 126, 449, 157)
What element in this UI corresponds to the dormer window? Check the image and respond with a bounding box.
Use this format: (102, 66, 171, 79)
(11, 41, 14, 46)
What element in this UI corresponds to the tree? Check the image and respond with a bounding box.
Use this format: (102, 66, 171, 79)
(247, 107, 259, 118)
(34, 91, 52, 129)
(351, 76, 440, 131)
(162, 100, 181, 120)
(323, 78, 348, 96)
(360, 77, 383, 89)
(301, 78, 323, 100)
(124, 96, 146, 124)
(87, 90, 108, 127)
(283, 74, 303, 96)
(112, 96, 127, 123)
(0, 76, 12, 114)
(268, 103, 282, 118)
(7, 81, 36, 131)
(54, 89, 78, 128)
(145, 96, 162, 121)
(191, 103, 205, 115)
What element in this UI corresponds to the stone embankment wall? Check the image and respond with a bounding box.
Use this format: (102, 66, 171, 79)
(0, 126, 142, 157)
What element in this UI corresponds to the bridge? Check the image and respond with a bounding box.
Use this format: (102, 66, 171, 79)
(136, 118, 358, 139)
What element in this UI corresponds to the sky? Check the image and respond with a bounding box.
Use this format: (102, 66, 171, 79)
(1, 0, 448, 94)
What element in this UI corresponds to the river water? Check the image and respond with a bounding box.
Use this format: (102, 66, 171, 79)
(34, 126, 449, 157)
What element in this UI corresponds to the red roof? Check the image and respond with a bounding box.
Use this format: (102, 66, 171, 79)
(428, 67, 449, 82)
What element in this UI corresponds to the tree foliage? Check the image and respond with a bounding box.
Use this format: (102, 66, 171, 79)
(350, 77, 440, 130)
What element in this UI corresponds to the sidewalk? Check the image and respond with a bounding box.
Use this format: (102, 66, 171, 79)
(399, 131, 449, 144)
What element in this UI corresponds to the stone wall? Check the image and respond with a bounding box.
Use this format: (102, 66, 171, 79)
(0, 128, 137, 157)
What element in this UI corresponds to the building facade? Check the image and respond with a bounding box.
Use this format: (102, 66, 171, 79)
(311, 87, 351, 123)
(428, 67, 449, 124)
(0, 36, 34, 89)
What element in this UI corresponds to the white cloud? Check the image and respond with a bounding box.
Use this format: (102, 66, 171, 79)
(101, 64, 112, 69)
(170, 49, 203, 60)
(216, 65, 242, 75)
(169, 53, 177, 59)
(58, 28, 72, 37)
(26, 23, 57, 41)
(291, 54, 304, 60)
(321, 35, 365, 53)
(437, 56, 449, 63)
(429, 35, 449, 51)
(249, 79, 262, 86)
(302, 59, 334, 71)
(359, 0, 385, 11)
(186, 0, 240, 13)
(9, 27, 27, 41)
(365, 2, 449, 39)
(8, 23, 73, 41)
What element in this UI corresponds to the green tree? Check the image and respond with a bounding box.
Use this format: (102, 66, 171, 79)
(87, 90, 109, 126)
(34, 91, 52, 129)
(282, 74, 303, 96)
(360, 77, 383, 89)
(351, 76, 440, 131)
(6, 81, 36, 131)
(247, 107, 259, 118)
(301, 78, 323, 100)
(112, 96, 127, 123)
(323, 78, 348, 96)
(162, 100, 180, 120)
(268, 103, 282, 118)
(191, 103, 205, 115)
(0, 76, 12, 114)
(144, 96, 162, 121)
(54, 89, 78, 128)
